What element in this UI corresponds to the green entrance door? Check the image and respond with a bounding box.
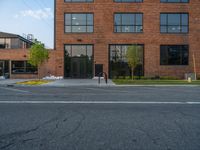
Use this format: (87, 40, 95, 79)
(71, 57, 88, 78)
(64, 45, 93, 79)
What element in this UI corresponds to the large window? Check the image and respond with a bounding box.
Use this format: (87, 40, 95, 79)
(0, 38, 31, 49)
(65, 0, 93, 2)
(0, 38, 11, 49)
(160, 13, 189, 33)
(114, 13, 143, 33)
(109, 44, 144, 78)
(12, 61, 37, 74)
(160, 45, 189, 65)
(64, 45, 93, 78)
(0, 61, 9, 77)
(114, 0, 143, 2)
(65, 13, 93, 33)
(161, 0, 189, 3)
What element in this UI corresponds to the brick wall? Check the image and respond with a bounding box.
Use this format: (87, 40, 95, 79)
(55, 0, 200, 79)
(0, 49, 56, 79)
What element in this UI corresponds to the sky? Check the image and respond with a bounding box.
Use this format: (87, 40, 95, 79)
(0, 0, 54, 48)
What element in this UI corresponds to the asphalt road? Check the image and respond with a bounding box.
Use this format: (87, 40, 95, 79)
(0, 86, 200, 150)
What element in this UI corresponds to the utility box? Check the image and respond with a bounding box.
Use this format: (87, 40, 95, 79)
(95, 64, 103, 77)
(185, 73, 196, 80)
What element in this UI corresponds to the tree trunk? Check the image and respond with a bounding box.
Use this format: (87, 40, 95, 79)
(131, 67, 134, 80)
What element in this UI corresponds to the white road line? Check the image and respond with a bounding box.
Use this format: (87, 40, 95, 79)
(0, 101, 200, 104)
(85, 87, 130, 93)
(0, 87, 30, 93)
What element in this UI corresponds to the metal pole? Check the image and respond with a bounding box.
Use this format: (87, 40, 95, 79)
(105, 73, 108, 84)
(98, 73, 101, 84)
(193, 52, 197, 80)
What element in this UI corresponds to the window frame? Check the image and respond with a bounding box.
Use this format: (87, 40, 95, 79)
(64, 44, 94, 58)
(160, 45, 189, 66)
(64, 0, 94, 3)
(64, 44, 94, 78)
(114, 13, 143, 33)
(160, 0, 189, 3)
(114, 0, 143, 3)
(64, 13, 94, 33)
(109, 44, 144, 78)
(160, 13, 189, 34)
(11, 61, 38, 74)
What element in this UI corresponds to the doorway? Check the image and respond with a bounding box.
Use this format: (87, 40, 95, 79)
(0, 61, 4, 76)
(64, 45, 93, 78)
(0, 60, 9, 78)
(95, 64, 103, 77)
(70, 57, 90, 78)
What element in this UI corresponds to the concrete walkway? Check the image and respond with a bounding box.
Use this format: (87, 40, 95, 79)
(43, 79, 115, 87)
(0, 79, 115, 87)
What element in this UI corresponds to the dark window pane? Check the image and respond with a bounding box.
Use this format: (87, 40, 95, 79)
(160, 45, 189, 65)
(12, 61, 37, 74)
(109, 44, 144, 78)
(64, 45, 93, 78)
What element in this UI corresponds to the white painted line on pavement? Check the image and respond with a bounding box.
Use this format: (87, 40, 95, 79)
(85, 87, 130, 93)
(0, 87, 30, 93)
(0, 101, 200, 104)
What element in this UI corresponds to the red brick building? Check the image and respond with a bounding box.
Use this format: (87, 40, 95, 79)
(1, 0, 200, 79)
(54, 0, 200, 79)
(0, 32, 55, 79)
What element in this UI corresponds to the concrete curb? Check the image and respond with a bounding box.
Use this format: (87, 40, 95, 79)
(1, 83, 200, 87)
(115, 84, 200, 87)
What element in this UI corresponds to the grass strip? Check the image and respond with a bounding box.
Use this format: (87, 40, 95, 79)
(113, 79, 200, 85)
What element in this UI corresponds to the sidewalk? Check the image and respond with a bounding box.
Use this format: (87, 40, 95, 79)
(0, 79, 115, 87)
(43, 79, 115, 87)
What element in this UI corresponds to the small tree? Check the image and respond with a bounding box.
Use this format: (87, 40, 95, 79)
(28, 43, 49, 79)
(126, 45, 141, 80)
